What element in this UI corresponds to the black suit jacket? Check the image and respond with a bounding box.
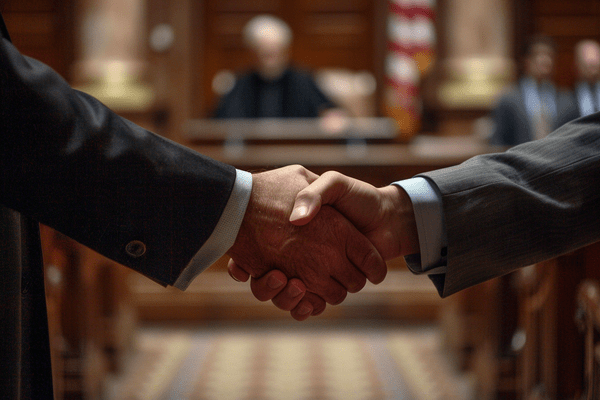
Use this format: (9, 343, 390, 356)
(0, 15, 237, 398)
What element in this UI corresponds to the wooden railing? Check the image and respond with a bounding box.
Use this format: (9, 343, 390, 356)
(576, 280, 600, 400)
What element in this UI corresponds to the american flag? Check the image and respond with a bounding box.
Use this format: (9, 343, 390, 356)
(384, 0, 436, 139)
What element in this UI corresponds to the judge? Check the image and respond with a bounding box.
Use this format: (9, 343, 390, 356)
(213, 15, 339, 119)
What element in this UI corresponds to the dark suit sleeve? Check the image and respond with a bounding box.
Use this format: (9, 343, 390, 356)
(420, 114, 600, 297)
(0, 36, 237, 286)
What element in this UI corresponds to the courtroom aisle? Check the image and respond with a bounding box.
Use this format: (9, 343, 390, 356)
(103, 322, 475, 400)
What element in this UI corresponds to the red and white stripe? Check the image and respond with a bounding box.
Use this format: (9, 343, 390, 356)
(385, 0, 436, 131)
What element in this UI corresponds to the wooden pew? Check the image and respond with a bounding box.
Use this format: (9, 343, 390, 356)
(41, 225, 136, 399)
(513, 243, 600, 400)
(440, 242, 600, 400)
(576, 280, 600, 400)
(441, 274, 519, 400)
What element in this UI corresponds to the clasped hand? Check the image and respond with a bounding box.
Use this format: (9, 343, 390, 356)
(227, 167, 419, 321)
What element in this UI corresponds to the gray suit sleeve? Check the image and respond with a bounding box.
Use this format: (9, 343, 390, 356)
(420, 114, 600, 297)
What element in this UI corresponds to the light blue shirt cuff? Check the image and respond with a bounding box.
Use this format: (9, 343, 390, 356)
(173, 169, 252, 290)
(393, 177, 447, 275)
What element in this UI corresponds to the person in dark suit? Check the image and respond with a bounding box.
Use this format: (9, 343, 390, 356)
(491, 35, 573, 145)
(559, 40, 600, 125)
(0, 14, 386, 399)
(240, 112, 600, 308)
(213, 15, 339, 119)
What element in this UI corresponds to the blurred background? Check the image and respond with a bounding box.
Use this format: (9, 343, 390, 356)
(5, 0, 600, 399)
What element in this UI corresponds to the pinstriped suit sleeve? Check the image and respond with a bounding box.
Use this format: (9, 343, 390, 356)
(419, 114, 600, 297)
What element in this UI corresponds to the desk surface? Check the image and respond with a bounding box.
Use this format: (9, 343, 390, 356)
(192, 136, 503, 168)
(190, 136, 504, 185)
(185, 117, 399, 142)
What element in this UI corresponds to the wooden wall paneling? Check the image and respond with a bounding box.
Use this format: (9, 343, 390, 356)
(0, 0, 75, 80)
(209, 0, 282, 13)
(298, 0, 370, 13)
(532, 0, 600, 16)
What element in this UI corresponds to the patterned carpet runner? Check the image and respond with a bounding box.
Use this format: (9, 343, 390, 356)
(105, 324, 473, 400)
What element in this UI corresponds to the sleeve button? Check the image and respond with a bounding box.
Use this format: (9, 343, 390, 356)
(125, 240, 146, 258)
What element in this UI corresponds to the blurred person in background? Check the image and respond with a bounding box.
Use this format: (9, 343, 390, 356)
(490, 35, 573, 145)
(213, 15, 344, 120)
(559, 39, 600, 123)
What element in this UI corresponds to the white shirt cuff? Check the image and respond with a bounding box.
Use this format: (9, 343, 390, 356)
(173, 169, 252, 290)
(393, 177, 447, 275)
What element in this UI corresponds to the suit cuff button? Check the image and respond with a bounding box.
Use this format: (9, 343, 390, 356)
(126, 240, 146, 258)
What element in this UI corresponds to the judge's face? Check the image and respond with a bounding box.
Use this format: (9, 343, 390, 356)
(525, 43, 555, 81)
(253, 38, 290, 81)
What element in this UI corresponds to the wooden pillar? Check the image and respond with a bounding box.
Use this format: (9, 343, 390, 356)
(435, 0, 514, 136)
(73, 0, 154, 113)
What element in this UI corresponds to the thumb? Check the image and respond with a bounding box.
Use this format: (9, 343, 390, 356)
(289, 189, 322, 226)
(290, 172, 350, 226)
(227, 258, 250, 282)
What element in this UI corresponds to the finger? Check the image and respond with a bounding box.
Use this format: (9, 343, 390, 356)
(310, 277, 347, 305)
(290, 292, 326, 321)
(305, 292, 327, 316)
(290, 299, 313, 321)
(271, 278, 307, 311)
(332, 267, 367, 294)
(290, 172, 348, 226)
(249, 270, 287, 302)
(347, 234, 387, 285)
(227, 259, 250, 282)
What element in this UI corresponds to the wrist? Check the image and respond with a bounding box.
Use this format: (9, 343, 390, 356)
(380, 185, 419, 256)
(227, 173, 287, 277)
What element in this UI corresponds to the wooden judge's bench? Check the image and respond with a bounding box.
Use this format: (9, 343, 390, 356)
(41, 119, 600, 399)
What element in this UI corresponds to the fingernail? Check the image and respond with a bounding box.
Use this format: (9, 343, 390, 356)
(230, 275, 241, 283)
(267, 275, 284, 289)
(289, 205, 308, 222)
(288, 284, 303, 297)
(298, 305, 312, 315)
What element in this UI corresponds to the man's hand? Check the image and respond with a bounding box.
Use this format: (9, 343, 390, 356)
(290, 171, 419, 259)
(246, 171, 420, 312)
(227, 263, 326, 321)
(226, 166, 387, 312)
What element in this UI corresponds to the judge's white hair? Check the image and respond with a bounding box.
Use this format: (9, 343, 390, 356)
(243, 15, 293, 49)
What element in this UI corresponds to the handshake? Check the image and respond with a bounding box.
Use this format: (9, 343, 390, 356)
(225, 165, 420, 321)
